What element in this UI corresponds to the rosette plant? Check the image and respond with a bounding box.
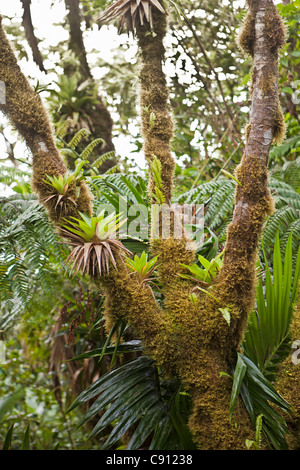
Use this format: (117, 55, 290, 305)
(60, 211, 131, 276)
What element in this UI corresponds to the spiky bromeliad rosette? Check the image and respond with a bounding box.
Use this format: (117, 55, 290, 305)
(98, 0, 165, 33)
(59, 211, 131, 277)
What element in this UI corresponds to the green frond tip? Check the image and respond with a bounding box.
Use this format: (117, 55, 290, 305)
(90, 151, 117, 171)
(221, 169, 242, 187)
(68, 128, 91, 150)
(150, 155, 166, 203)
(55, 119, 73, 140)
(80, 138, 105, 160)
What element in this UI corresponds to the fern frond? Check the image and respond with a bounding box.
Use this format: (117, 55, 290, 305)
(0, 195, 67, 331)
(68, 128, 90, 150)
(59, 148, 78, 159)
(90, 151, 117, 170)
(80, 138, 105, 160)
(269, 135, 300, 161)
(104, 164, 120, 175)
(0, 164, 30, 187)
(271, 157, 300, 193)
(55, 118, 73, 140)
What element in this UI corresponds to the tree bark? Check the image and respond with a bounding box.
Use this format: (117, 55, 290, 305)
(20, 0, 45, 72)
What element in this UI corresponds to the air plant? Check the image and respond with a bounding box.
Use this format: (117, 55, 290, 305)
(98, 0, 166, 33)
(59, 211, 131, 277)
(43, 160, 87, 212)
(125, 251, 160, 296)
(179, 251, 224, 286)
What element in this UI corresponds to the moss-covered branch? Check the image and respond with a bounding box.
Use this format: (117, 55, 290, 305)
(0, 16, 92, 222)
(136, 5, 175, 204)
(0, 0, 289, 450)
(210, 0, 286, 351)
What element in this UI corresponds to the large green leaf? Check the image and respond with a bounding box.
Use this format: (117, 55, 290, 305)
(243, 231, 300, 379)
(235, 354, 291, 450)
(229, 353, 246, 420)
(67, 355, 195, 450)
(0, 388, 24, 423)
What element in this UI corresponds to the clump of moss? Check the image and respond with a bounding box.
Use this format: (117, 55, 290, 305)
(236, 9, 256, 57)
(186, 351, 256, 450)
(102, 261, 176, 373)
(272, 101, 286, 145)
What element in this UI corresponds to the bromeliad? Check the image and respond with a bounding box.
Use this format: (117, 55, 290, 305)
(59, 211, 131, 276)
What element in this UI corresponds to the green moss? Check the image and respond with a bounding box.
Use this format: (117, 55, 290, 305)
(136, 8, 175, 204)
(186, 352, 255, 450)
(272, 101, 286, 145)
(101, 262, 176, 373)
(237, 9, 256, 57)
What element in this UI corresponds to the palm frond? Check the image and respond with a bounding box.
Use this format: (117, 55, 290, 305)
(230, 353, 291, 450)
(243, 232, 300, 381)
(66, 355, 195, 450)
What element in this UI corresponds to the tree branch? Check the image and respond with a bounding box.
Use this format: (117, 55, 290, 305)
(20, 0, 46, 72)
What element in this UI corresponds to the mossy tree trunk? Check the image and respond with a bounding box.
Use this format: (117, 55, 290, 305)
(0, 0, 288, 450)
(0, 15, 92, 223)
